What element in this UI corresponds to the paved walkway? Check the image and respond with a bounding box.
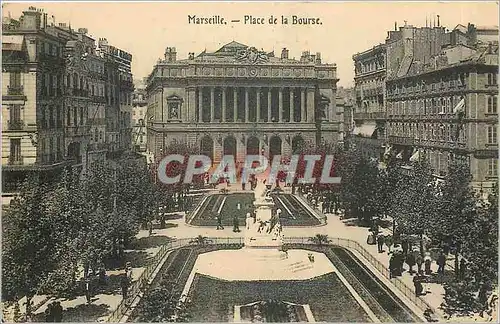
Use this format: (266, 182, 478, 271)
(3, 182, 494, 322)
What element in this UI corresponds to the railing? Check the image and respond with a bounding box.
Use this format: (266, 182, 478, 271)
(294, 192, 328, 225)
(8, 120, 24, 130)
(284, 237, 437, 316)
(107, 236, 435, 322)
(7, 85, 24, 96)
(8, 157, 23, 166)
(353, 112, 385, 120)
(107, 237, 245, 322)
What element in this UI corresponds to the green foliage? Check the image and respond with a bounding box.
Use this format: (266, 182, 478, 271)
(138, 277, 190, 322)
(2, 175, 60, 315)
(2, 154, 161, 306)
(309, 234, 331, 246)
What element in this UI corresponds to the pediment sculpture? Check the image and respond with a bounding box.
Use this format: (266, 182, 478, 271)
(235, 47, 269, 64)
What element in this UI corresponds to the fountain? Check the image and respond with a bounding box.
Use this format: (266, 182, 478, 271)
(245, 180, 284, 249)
(188, 179, 335, 281)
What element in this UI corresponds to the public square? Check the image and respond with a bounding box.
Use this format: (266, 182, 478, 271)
(2, 2, 498, 323)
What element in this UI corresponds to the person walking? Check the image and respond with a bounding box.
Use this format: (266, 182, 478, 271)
(424, 252, 432, 275)
(232, 216, 240, 232)
(53, 301, 63, 322)
(216, 214, 224, 230)
(416, 253, 424, 274)
(121, 273, 130, 300)
(413, 274, 423, 296)
(44, 303, 54, 322)
(377, 233, 385, 253)
(406, 251, 416, 274)
(437, 252, 446, 274)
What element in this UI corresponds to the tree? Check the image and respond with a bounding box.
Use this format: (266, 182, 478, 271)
(138, 277, 190, 322)
(2, 175, 60, 318)
(430, 160, 479, 272)
(388, 161, 438, 250)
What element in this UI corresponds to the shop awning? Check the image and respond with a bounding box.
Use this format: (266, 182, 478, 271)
(352, 122, 377, 138)
(2, 35, 24, 51)
(409, 149, 420, 162)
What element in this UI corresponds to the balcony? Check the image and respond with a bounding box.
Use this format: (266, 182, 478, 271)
(7, 120, 24, 130)
(8, 157, 24, 166)
(3, 85, 27, 101)
(120, 80, 134, 90)
(7, 85, 24, 95)
(353, 112, 386, 120)
(388, 136, 415, 146)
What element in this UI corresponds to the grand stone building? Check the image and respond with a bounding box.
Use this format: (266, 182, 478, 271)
(145, 41, 341, 164)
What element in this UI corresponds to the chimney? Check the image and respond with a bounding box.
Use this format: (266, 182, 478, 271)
(437, 15, 440, 27)
(394, 21, 397, 31)
(281, 48, 289, 59)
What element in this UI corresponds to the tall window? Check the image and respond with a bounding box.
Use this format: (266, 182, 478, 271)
(10, 105, 21, 123)
(488, 73, 497, 85)
(487, 126, 497, 144)
(10, 139, 21, 163)
(10, 72, 21, 87)
(488, 159, 498, 177)
(487, 96, 498, 114)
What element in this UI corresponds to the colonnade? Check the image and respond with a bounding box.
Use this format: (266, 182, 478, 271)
(191, 86, 315, 123)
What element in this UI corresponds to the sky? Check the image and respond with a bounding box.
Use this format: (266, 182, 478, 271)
(2, 1, 499, 87)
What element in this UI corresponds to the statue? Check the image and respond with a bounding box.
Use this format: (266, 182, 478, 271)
(245, 212, 255, 230)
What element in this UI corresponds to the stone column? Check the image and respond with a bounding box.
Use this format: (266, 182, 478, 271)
(210, 87, 215, 122)
(256, 87, 261, 122)
(188, 87, 196, 122)
(278, 88, 283, 122)
(245, 87, 249, 122)
(301, 88, 306, 122)
(198, 87, 203, 122)
(306, 87, 315, 123)
(267, 88, 272, 122)
(222, 87, 227, 122)
(233, 87, 238, 122)
(289, 88, 294, 122)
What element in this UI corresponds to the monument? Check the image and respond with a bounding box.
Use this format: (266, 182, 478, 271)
(245, 180, 284, 248)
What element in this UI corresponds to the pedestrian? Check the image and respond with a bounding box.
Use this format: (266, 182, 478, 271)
(232, 216, 240, 232)
(416, 253, 424, 274)
(413, 274, 423, 296)
(389, 255, 396, 279)
(459, 258, 466, 280)
(44, 303, 54, 322)
(437, 252, 446, 274)
(85, 279, 91, 304)
(216, 214, 224, 230)
(53, 301, 63, 322)
(406, 251, 416, 274)
(424, 252, 432, 275)
(121, 274, 129, 299)
(242, 181, 246, 190)
(377, 234, 385, 253)
(98, 266, 106, 286)
(148, 221, 153, 236)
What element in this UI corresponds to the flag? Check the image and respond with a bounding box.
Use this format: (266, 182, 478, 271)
(453, 98, 465, 114)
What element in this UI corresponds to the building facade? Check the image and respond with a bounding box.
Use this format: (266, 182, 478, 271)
(1, 7, 133, 204)
(351, 44, 387, 159)
(132, 87, 147, 152)
(386, 43, 498, 191)
(146, 42, 341, 164)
